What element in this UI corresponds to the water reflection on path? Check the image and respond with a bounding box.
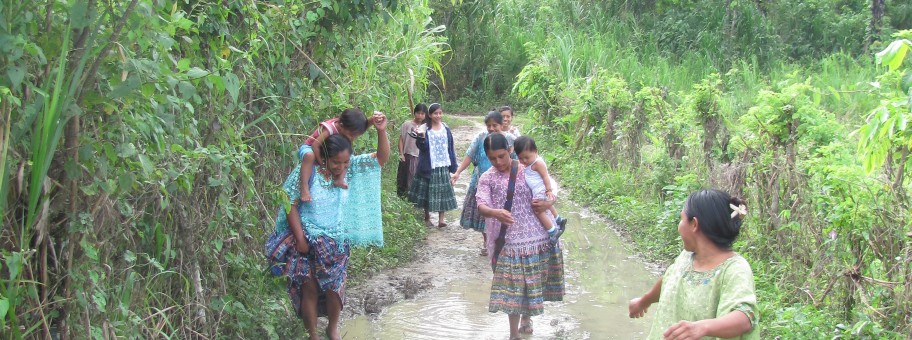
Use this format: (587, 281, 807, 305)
(344, 201, 659, 339)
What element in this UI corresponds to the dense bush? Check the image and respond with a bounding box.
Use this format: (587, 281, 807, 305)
(0, 0, 442, 338)
(518, 30, 912, 336)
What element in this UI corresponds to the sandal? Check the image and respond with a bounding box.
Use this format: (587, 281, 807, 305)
(438, 222, 447, 228)
(519, 319, 533, 334)
(424, 219, 433, 227)
(479, 247, 488, 256)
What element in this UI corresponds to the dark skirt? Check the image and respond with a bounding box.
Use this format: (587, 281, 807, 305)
(459, 173, 485, 231)
(396, 154, 418, 197)
(409, 166, 457, 212)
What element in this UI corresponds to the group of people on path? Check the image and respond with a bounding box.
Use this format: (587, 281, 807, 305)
(264, 105, 760, 340)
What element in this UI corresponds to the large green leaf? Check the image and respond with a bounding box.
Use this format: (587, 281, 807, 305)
(0, 297, 8, 324)
(6, 65, 24, 90)
(223, 72, 240, 104)
(875, 39, 912, 71)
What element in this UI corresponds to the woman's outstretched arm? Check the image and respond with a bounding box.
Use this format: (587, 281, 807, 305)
(629, 277, 661, 318)
(374, 112, 390, 167)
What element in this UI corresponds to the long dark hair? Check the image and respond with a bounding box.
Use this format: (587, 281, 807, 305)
(684, 189, 747, 249)
(414, 103, 428, 115)
(483, 133, 510, 153)
(321, 134, 353, 162)
(484, 110, 503, 125)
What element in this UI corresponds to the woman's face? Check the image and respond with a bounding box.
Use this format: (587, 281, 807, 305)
(325, 150, 352, 176)
(677, 209, 697, 252)
(485, 120, 502, 134)
(487, 148, 512, 173)
(429, 108, 443, 124)
(414, 110, 426, 123)
(501, 110, 513, 128)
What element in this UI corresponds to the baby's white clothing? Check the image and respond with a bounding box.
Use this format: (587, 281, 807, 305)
(524, 156, 548, 200)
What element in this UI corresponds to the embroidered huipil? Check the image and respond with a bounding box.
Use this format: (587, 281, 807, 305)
(650, 250, 759, 340)
(275, 146, 384, 248)
(476, 165, 553, 257)
(428, 126, 451, 168)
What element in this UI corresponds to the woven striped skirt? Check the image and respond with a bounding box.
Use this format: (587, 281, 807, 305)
(286, 235, 351, 318)
(488, 243, 564, 316)
(409, 166, 457, 212)
(459, 173, 485, 231)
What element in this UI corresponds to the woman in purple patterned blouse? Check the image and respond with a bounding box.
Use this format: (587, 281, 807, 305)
(475, 133, 565, 340)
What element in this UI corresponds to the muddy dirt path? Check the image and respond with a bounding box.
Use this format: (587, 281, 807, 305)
(341, 116, 659, 339)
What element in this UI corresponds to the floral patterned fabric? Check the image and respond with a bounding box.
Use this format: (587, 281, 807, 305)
(428, 126, 451, 168)
(476, 164, 564, 315)
(649, 250, 759, 340)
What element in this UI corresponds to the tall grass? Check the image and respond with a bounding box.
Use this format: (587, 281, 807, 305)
(494, 0, 908, 336)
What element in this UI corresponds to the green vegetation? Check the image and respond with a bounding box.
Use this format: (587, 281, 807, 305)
(0, 0, 439, 337)
(433, 0, 912, 337)
(3, 0, 912, 338)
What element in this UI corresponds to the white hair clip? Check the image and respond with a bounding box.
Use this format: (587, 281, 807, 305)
(730, 204, 747, 219)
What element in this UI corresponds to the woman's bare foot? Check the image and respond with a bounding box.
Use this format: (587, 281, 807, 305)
(326, 328, 342, 340)
(519, 318, 533, 334)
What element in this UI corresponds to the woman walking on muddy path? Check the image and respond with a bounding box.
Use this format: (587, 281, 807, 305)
(265, 113, 390, 340)
(476, 133, 565, 340)
(451, 111, 509, 256)
(409, 103, 458, 227)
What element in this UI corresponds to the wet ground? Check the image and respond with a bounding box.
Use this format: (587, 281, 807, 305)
(341, 116, 660, 339)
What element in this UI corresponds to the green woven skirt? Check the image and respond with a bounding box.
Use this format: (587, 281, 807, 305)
(409, 166, 457, 212)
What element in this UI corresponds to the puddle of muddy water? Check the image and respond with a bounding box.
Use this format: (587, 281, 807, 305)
(343, 201, 660, 339)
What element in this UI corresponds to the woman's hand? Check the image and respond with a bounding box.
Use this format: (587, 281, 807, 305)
(663, 320, 707, 340)
(373, 111, 387, 131)
(450, 172, 460, 185)
(294, 237, 310, 254)
(493, 209, 515, 225)
(531, 198, 554, 213)
(628, 297, 651, 318)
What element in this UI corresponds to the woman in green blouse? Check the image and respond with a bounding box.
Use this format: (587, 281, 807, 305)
(629, 189, 758, 340)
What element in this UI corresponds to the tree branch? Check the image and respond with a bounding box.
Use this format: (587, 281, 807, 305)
(76, 0, 140, 104)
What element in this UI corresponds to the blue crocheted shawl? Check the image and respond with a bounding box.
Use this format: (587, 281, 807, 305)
(274, 146, 384, 248)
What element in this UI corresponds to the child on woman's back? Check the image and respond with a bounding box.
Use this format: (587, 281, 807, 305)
(298, 108, 369, 202)
(514, 136, 566, 242)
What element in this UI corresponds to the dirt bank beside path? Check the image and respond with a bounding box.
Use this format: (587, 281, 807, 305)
(342, 114, 489, 318)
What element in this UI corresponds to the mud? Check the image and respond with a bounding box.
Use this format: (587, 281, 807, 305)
(339, 115, 661, 339)
(343, 115, 489, 318)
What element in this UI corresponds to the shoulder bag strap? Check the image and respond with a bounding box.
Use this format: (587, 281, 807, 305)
(492, 160, 519, 270)
(504, 160, 518, 211)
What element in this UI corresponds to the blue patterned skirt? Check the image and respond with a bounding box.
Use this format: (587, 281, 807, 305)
(282, 235, 351, 318)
